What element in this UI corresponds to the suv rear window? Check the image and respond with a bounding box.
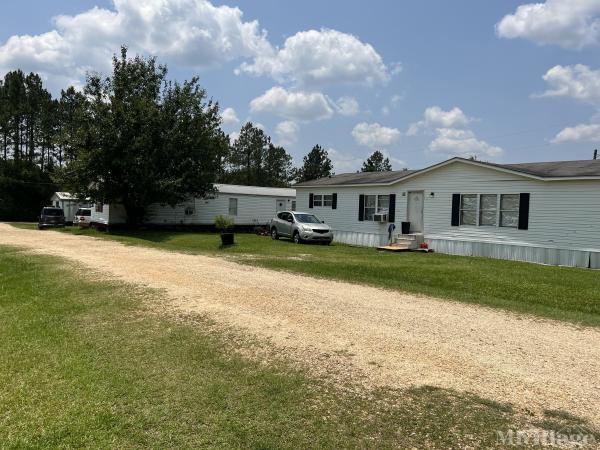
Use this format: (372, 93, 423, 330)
(76, 209, 91, 216)
(42, 208, 63, 216)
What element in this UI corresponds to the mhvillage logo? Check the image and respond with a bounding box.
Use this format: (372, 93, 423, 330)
(496, 424, 597, 447)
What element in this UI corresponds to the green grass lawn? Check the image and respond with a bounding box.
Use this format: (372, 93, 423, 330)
(1, 245, 594, 448)
(8, 222, 600, 327)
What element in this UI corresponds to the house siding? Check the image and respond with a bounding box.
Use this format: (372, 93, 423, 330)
(296, 161, 600, 267)
(145, 194, 295, 226)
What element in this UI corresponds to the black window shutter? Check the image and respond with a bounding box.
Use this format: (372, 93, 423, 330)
(388, 194, 396, 222)
(332, 193, 337, 209)
(451, 194, 460, 226)
(358, 194, 365, 221)
(518, 193, 530, 230)
(309, 193, 314, 209)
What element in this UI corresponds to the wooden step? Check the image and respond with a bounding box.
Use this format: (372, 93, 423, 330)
(377, 244, 412, 252)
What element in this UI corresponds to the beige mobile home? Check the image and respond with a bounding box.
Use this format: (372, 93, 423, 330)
(294, 157, 600, 268)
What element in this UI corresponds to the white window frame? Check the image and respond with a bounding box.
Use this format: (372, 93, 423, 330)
(499, 194, 520, 228)
(228, 197, 238, 216)
(479, 194, 498, 227)
(456, 193, 520, 228)
(364, 194, 390, 221)
(313, 194, 322, 207)
(313, 194, 333, 208)
(459, 194, 478, 226)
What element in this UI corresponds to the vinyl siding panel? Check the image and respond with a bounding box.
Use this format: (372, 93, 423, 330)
(145, 194, 295, 226)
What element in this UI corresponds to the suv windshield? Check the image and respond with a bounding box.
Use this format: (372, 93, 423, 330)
(76, 209, 91, 216)
(42, 208, 63, 216)
(294, 214, 322, 224)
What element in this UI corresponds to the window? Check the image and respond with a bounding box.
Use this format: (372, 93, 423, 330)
(184, 206, 194, 216)
(479, 194, 498, 226)
(500, 194, 519, 227)
(228, 198, 238, 216)
(55, 201, 60, 207)
(291, 200, 296, 211)
(460, 194, 477, 225)
(312, 194, 334, 208)
(95, 203, 103, 213)
(377, 195, 389, 214)
(364, 195, 376, 221)
(363, 195, 389, 221)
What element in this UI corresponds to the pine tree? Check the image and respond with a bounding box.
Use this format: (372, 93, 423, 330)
(296, 145, 333, 182)
(361, 150, 392, 172)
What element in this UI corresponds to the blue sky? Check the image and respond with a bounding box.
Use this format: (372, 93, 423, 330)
(1, 0, 600, 172)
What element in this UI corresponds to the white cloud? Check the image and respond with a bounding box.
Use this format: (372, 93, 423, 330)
(274, 120, 299, 146)
(381, 94, 403, 115)
(407, 106, 472, 135)
(429, 128, 503, 159)
(351, 122, 401, 148)
(327, 148, 363, 173)
(496, 0, 600, 49)
(334, 96, 360, 116)
(249, 86, 334, 121)
(0, 0, 272, 91)
(221, 107, 239, 125)
(229, 130, 240, 142)
(238, 28, 391, 87)
(552, 122, 600, 143)
(328, 147, 406, 173)
(538, 64, 600, 107)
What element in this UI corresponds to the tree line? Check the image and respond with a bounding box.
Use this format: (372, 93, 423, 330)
(0, 47, 394, 223)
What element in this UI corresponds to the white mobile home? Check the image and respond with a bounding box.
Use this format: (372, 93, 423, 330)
(145, 184, 295, 226)
(294, 157, 600, 268)
(50, 192, 85, 224)
(81, 184, 296, 228)
(90, 202, 127, 227)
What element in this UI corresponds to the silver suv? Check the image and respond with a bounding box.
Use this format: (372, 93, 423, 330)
(270, 211, 333, 244)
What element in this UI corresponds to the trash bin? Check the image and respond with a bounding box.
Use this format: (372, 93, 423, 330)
(401, 221, 411, 234)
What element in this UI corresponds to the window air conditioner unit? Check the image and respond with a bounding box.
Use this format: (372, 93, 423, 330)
(373, 213, 388, 222)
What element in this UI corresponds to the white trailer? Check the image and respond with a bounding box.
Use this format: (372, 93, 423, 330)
(90, 202, 127, 228)
(145, 184, 296, 227)
(50, 192, 86, 225)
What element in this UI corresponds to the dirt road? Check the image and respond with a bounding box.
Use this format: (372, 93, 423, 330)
(2, 223, 599, 426)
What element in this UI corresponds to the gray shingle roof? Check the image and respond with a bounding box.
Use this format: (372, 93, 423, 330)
(294, 169, 418, 187)
(294, 157, 600, 187)
(490, 160, 600, 178)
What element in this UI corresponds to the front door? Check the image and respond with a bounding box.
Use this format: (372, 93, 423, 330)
(407, 191, 424, 233)
(276, 199, 286, 213)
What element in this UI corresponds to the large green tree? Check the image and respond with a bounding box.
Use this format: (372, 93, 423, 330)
(295, 145, 333, 182)
(226, 122, 269, 185)
(225, 122, 294, 187)
(263, 143, 294, 187)
(361, 150, 392, 172)
(62, 47, 228, 225)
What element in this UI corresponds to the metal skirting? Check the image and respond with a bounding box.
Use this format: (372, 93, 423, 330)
(426, 238, 600, 269)
(331, 230, 600, 268)
(333, 230, 387, 247)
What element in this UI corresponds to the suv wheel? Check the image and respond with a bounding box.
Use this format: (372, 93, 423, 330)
(271, 228, 279, 240)
(293, 231, 302, 244)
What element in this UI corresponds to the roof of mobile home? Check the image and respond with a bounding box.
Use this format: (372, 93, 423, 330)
(215, 184, 296, 197)
(52, 192, 79, 201)
(294, 157, 600, 187)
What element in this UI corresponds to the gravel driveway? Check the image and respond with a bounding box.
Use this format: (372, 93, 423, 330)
(2, 223, 599, 427)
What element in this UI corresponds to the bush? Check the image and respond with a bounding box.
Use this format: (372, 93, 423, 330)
(214, 215, 234, 231)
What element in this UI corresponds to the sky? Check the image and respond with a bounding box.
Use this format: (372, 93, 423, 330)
(1, 0, 600, 173)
